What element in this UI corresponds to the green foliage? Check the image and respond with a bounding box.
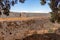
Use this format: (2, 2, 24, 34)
(50, 12, 60, 23)
(40, 0, 60, 23)
(0, 0, 25, 16)
(50, 12, 56, 23)
(40, 0, 46, 5)
(56, 17, 60, 23)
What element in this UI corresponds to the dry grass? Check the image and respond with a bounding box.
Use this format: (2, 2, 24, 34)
(0, 16, 59, 40)
(0, 16, 49, 21)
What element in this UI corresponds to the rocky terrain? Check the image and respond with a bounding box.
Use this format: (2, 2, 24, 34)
(0, 13, 60, 40)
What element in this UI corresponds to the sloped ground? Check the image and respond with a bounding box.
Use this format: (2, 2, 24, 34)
(0, 13, 60, 40)
(0, 16, 59, 40)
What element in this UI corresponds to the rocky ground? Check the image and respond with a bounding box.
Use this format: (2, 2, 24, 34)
(0, 17, 59, 40)
(0, 13, 60, 40)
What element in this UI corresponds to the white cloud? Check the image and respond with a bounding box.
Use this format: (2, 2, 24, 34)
(10, 10, 50, 13)
(20, 10, 49, 13)
(20, 11, 29, 12)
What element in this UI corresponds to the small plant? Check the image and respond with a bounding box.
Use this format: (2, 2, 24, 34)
(48, 29, 54, 33)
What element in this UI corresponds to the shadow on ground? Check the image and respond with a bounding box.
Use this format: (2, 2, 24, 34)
(22, 33, 60, 40)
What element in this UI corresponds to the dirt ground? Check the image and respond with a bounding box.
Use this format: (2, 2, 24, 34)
(0, 13, 60, 40)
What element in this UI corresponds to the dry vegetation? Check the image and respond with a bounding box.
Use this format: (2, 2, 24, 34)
(0, 13, 59, 40)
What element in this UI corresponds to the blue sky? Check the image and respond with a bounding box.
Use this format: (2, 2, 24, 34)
(10, 0, 52, 13)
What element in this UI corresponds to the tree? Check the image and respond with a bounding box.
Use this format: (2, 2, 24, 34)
(0, 0, 25, 16)
(40, 0, 60, 23)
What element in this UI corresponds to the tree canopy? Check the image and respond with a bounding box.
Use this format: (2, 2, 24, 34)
(40, 0, 60, 23)
(0, 0, 25, 16)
